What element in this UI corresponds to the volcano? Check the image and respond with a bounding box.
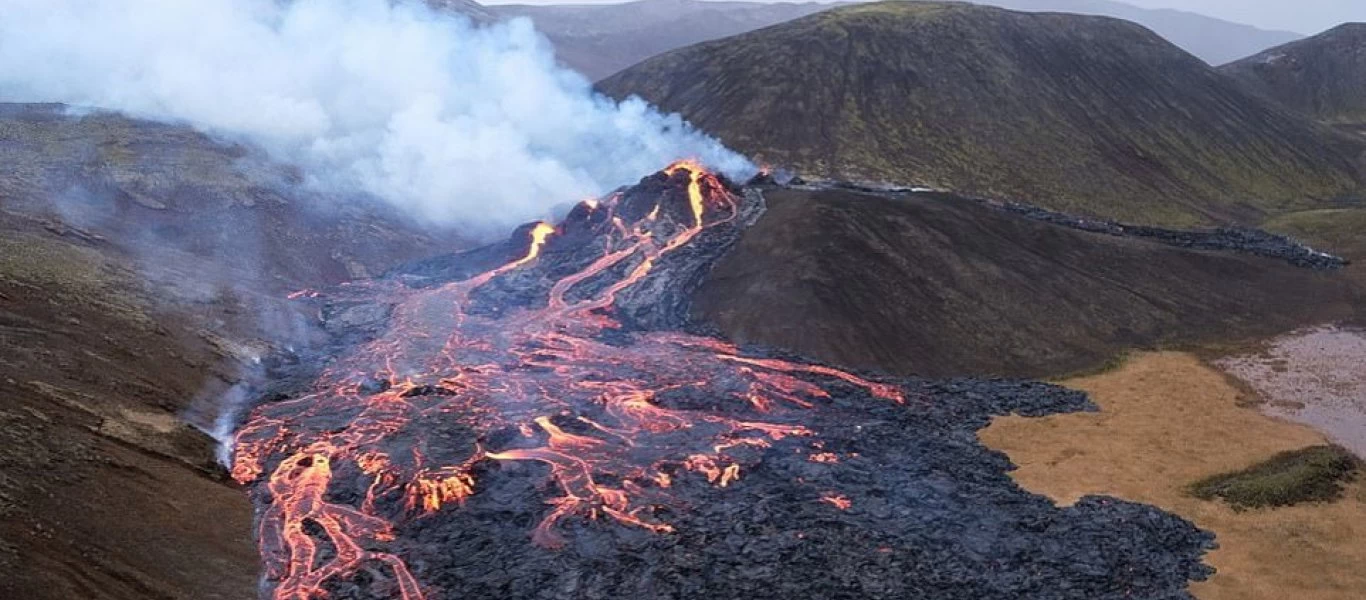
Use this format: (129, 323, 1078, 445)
(230, 163, 1214, 600)
(598, 2, 1366, 227)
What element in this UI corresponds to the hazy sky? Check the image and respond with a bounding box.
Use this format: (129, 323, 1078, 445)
(480, 0, 1365, 36)
(1120, 0, 1364, 35)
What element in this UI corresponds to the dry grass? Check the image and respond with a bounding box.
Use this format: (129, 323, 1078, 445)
(979, 352, 1366, 600)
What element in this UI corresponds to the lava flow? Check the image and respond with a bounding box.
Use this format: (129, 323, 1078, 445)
(231, 161, 904, 600)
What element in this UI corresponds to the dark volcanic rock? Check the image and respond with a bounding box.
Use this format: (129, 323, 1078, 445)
(394, 377, 1214, 600)
(996, 200, 1349, 269)
(423, 168, 758, 331)
(239, 170, 1217, 600)
(323, 302, 395, 335)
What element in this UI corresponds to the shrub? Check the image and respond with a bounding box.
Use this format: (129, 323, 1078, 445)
(1188, 445, 1360, 510)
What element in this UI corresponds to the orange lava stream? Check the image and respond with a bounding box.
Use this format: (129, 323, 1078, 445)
(820, 492, 853, 511)
(232, 162, 904, 599)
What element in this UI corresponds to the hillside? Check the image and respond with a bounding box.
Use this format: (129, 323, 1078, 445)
(691, 186, 1362, 378)
(0, 104, 465, 286)
(600, 2, 1366, 227)
(1222, 24, 1366, 128)
(978, 0, 1302, 66)
(0, 103, 465, 600)
(489, 0, 829, 80)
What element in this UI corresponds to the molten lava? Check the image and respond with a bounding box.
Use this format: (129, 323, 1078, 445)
(232, 162, 904, 600)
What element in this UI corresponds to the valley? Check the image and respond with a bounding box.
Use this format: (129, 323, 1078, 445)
(980, 351, 1366, 600)
(3, 0, 1366, 598)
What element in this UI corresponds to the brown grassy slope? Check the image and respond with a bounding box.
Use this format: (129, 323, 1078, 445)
(0, 215, 259, 600)
(979, 352, 1366, 600)
(690, 188, 1362, 378)
(1262, 207, 1366, 314)
(600, 1, 1366, 227)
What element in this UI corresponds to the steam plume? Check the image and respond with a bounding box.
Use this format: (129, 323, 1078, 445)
(0, 0, 753, 232)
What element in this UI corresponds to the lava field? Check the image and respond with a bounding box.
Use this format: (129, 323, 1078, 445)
(230, 164, 1215, 600)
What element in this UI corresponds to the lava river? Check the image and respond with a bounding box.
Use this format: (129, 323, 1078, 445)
(230, 163, 906, 600)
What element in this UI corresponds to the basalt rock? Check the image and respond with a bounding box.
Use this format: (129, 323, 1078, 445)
(997, 200, 1349, 269)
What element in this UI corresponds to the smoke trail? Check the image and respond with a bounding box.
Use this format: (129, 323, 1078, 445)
(0, 0, 754, 233)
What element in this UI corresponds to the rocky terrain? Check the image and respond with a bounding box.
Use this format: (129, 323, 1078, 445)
(993, 201, 1348, 269)
(1223, 24, 1366, 129)
(227, 170, 1217, 600)
(599, 2, 1366, 227)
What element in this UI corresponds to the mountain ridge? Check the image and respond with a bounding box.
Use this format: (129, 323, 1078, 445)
(975, 0, 1302, 65)
(600, 1, 1366, 227)
(487, 0, 831, 79)
(1222, 23, 1366, 129)
(464, 0, 1304, 79)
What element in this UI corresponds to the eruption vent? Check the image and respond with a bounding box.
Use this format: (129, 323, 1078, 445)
(231, 167, 1214, 599)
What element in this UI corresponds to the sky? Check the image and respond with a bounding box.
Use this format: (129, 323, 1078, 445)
(1119, 0, 1365, 35)
(479, 0, 1365, 36)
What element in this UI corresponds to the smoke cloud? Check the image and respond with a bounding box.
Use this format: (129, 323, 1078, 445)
(0, 0, 753, 233)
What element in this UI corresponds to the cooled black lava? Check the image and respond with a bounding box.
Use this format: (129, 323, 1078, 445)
(232, 164, 1214, 600)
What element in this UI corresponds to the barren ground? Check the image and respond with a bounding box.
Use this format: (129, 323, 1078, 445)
(979, 352, 1366, 600)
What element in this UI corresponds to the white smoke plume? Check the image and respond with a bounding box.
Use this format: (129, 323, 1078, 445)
(0, 0, 754, 233)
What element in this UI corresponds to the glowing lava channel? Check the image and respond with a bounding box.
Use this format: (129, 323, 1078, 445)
(232, 162, 905, 600)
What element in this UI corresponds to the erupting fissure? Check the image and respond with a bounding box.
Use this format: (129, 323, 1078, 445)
(231, 162, 905, 600)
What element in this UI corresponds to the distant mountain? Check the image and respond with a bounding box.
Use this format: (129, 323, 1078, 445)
(487, 0, 831, 80)
(426, 0, 497, 23)
(474, 0, 1298, 80)
(973, 0, 1302, 65)
(1222, 24, 1366, 128)
(600, 2, 1365, 227)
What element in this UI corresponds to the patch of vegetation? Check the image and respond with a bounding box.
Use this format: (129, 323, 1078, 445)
(1188, 445, 1361, 510)
(0, 232, 154, 328)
